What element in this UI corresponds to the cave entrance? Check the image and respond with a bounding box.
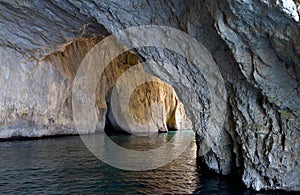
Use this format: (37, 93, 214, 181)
(96, 46, 193, 136)
(45, 35, 193, 135)
(43, 32, 197, 172)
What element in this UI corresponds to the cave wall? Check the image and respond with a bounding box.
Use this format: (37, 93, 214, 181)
(95, 48, 192, 134)
(205, 0, 300, 190)
(0, 0, 299, 191)
(0, 35, 192, 137)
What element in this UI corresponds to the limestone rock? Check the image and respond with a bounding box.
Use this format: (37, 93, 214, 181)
(205, 0, 300, 191)
(0, 0, 299, 191)
(0, 36, 192, 138)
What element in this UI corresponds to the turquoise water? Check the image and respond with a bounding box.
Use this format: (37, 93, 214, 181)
(0, 131, 286, 194)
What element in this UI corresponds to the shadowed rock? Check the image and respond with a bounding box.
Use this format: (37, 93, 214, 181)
(0, 0, 299, 191)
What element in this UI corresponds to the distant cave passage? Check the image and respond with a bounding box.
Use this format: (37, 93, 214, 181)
(45, 36, 192, 135)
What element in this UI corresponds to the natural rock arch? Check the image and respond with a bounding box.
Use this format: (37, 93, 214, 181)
(0, 0, 299, 191)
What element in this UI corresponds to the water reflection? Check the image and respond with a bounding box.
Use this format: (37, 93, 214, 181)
(0, 131, 200, 194)
(80, 130, 195, 171)
(0, 132, 290, 194)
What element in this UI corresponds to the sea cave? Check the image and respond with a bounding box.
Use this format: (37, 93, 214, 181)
(0, 0, 299, 193)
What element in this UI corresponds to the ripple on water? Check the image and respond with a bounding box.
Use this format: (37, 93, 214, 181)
(0, 131, 273, 194)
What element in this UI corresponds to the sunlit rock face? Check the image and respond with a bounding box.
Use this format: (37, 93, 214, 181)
(0, 0, 299, 191)
(95, 49, 192, 134)
(0, 36, 192, 138)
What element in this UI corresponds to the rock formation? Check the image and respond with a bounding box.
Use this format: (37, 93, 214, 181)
(0, 0, 299, 191)
(0, 35, 192, 137)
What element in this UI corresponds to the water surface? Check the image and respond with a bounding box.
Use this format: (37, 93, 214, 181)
(0, 131, 287, 194)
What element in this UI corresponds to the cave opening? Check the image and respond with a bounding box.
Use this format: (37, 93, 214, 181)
(0, 0, 299, 192)
(44, 35, 194, 141)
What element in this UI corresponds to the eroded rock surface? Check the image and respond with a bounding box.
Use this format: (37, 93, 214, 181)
(0, 36, 192, 138)
(0, 0, 299, 191)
